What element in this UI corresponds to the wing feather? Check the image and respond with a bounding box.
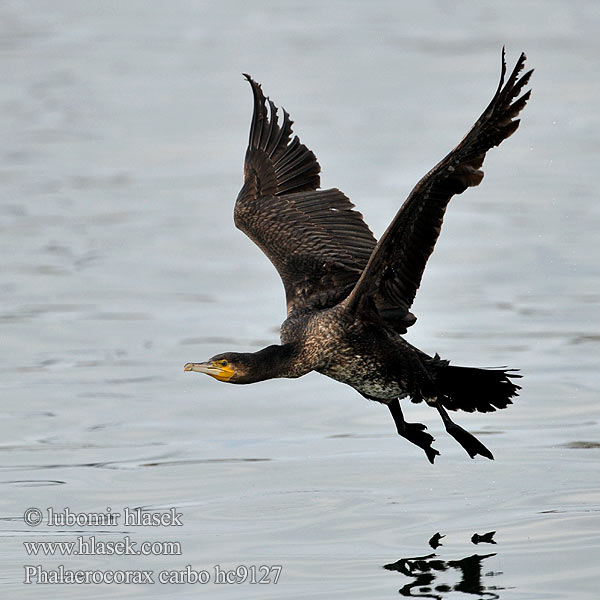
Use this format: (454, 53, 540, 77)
(345, 50, 533, 319)
(235, 76, 377, 316)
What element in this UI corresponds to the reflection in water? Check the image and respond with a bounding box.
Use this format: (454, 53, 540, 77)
(471, 531, 497, 545)
(384, 535, 502, 599)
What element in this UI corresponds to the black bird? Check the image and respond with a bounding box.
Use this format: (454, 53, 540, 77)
(185, 50, 531, 463)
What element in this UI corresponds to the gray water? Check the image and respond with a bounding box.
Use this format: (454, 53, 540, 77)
(1, 1, 599, 598)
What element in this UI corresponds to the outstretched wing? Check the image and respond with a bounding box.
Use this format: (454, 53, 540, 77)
(234, 75, 377, 316)
(345, 50, 533, 318)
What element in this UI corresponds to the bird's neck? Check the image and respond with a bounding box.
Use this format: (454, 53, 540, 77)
(244, 343, 305, 383)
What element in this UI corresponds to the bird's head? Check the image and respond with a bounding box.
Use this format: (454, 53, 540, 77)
(184, 345, 296, 385)
(184, 353, 253, 384)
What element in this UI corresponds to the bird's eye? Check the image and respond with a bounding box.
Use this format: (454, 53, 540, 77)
(220, 360, 228, 367)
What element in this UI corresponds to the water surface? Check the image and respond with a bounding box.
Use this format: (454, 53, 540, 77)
(1, 1, 599, 598)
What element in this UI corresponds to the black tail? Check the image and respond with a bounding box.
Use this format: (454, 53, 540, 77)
(435, 364, 521, 413)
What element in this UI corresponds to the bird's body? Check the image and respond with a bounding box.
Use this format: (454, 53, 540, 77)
(185, 50, 532, 463)
(281, 305, 430, 401)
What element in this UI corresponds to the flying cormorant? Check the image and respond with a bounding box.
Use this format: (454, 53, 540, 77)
(185, 51, 532, 463)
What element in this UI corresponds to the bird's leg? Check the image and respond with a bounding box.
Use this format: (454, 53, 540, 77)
(387, 399, 440, 464)
(433, 401, 494, 460)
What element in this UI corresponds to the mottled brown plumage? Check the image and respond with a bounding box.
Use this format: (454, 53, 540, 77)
(185, 50, 532, 463)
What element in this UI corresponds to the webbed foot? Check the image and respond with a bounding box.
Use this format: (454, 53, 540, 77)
(401, 422, 440, 464)
(387, 400, 440, 464)
(434, 401, 494, 460)
(445, 422, 494, 460)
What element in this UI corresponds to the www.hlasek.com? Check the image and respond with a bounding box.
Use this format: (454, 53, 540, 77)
(22, 506, 281, 585)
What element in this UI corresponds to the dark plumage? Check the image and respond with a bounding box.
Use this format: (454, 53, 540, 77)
(185, 50, 532, 463)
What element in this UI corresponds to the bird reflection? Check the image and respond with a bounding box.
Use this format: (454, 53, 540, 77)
(384, 541, 502, 599)
(471, 531, 497, 545)
(428, 532, 445, 549)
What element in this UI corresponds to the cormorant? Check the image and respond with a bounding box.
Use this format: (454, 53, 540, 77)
(185, 50, 532, 463)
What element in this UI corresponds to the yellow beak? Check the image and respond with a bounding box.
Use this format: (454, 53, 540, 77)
(184, 361, 234, 382)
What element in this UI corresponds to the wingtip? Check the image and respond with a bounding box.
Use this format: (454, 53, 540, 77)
(243, 73, 262, 92)
(497, 47, 508, 93)
(243, 73, 256, 87)
(521, 70, 535, 89)
(500, 46, 527, 62)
